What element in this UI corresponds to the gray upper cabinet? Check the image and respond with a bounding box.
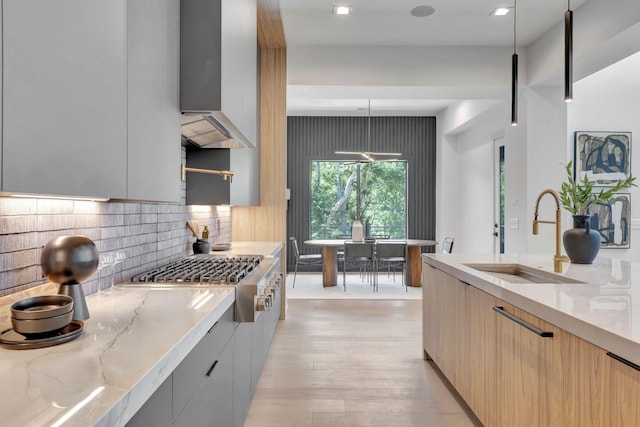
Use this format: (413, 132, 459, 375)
(127, 0, 181, 202)
(2, 0, 127, 199)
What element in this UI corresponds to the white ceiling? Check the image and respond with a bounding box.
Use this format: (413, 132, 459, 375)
(280, 0, 590, 116)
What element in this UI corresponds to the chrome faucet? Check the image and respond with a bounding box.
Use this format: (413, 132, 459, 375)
(532, 189, 570, 273)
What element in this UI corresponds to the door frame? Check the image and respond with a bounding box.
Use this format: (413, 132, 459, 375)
(494, 137, 505, 254)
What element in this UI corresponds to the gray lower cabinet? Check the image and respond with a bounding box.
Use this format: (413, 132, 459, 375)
(127, 295, 282, 427)
(2, 0, 127, 199)
(233, 323, 252, 427)
(173, 305, 235, 422)
(127, 0, 181, 202)
(174, 336, 234, 427)
(251, 289, 281, 396)
(125, 375, 173, 427)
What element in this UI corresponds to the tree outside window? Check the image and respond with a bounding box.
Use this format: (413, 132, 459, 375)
(310, 161, 407, 239)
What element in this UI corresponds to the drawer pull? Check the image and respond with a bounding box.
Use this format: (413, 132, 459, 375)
(205, 360, 219, 377)
(492, 306, 553, 338)
(207, 321, 218, 334)
(606, 352, 640, 372)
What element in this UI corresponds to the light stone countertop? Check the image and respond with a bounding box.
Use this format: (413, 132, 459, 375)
(0, 240, 283, 427)
(423, 253, 640, 366)
(0, 282, 235, 427)
(207, 240, 282, 257)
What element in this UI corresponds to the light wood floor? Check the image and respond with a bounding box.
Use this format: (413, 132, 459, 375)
(244, 299, 477, 427)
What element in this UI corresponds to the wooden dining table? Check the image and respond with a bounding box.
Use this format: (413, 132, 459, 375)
(303, 239, 437, 288)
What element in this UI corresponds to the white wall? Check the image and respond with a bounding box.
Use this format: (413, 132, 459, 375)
(454, 108, 502, 254)
(438, 105, 514, 254)
(437, 2, 640, 257)
(528, 0, 640, 86)
(288, 46, 513, 87)
(568, 52, 640, 261)
(524, 86, 571, 254)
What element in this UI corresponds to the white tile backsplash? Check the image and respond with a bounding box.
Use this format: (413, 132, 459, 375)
(0, 149, 233, 296)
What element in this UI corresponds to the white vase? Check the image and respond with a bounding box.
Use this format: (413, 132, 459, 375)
(351, 219, 364, 242)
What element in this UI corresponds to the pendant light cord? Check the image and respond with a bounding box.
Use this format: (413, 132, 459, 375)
(513, 0, 517, 54)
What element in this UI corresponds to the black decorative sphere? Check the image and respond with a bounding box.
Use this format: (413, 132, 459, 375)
(41, 235, 99, 286)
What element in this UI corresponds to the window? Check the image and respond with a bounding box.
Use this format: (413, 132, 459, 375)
(310, 161, 407, 239)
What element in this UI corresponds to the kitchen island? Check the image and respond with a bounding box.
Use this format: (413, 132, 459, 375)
(423, 253, 640, 426)
(0, 241, 282, 427)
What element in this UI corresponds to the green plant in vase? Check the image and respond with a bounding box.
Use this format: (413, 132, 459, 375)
(559, 161, 636, 215)
(558, 161, 635, 264)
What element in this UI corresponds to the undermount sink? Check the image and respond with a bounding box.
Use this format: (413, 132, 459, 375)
(464, 263, 584, 284)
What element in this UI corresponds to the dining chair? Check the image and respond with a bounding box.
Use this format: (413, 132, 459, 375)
(441, 237, 455, 253)
(289, 237, 323, 288)
(376, 241, 407, 291)
(342, 242, 377, 292)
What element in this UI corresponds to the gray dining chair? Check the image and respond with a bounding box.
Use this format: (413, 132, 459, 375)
(376, 241, 407, 291)
(289, 237, 322, 288)
(342, 242, 377, 292)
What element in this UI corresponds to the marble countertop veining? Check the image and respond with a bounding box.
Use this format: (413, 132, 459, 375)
(423, 253, 640, 366)
(0, 284, 235, 427)
(0, 240, 284, 427)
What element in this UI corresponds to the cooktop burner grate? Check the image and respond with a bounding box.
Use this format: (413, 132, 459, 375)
(131, 255, 263, 284)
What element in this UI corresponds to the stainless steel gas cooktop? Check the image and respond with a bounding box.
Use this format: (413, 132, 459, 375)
(130, 255, 263, 284)
(124, 254, 282, 322)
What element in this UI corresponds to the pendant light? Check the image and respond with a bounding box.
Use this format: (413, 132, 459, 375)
(511, 0, 518, 126)
(565, 0, 573, 102)
(335, 100, 401, 161)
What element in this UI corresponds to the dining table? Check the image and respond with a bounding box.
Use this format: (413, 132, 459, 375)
(303, 239, 438, 288)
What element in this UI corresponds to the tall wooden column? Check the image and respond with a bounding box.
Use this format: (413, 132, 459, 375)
(232, 0, 287, 318)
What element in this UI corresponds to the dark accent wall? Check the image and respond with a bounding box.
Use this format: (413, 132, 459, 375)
(286, 116, 437, 271)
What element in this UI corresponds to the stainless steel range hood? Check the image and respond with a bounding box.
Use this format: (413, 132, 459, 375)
(180, 0, 257, 149)
(181, 112, 253, 149)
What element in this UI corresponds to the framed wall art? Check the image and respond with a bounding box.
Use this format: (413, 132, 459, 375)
(574, 131, 631, 185)
(586, 192, 631, 248)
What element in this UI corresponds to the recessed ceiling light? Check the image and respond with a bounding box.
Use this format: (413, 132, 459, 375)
(333, 6, 351, 15)
(491, 7, 511, 16)
(410, 5, 436, 18)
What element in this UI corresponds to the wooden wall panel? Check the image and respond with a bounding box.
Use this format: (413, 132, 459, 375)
(232, 48, 286, 242)
(257, 0, 285, 48)
(233, 5, 286, 317)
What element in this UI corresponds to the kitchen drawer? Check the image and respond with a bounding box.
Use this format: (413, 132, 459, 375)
(125, 375, 172, 427)
(172, 304, 235, 422)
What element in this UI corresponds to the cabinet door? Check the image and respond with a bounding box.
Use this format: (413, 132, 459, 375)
(422, 265, 467, 391)
(174, 334, 234, 427)
(233, 323, 252, 427)
(422, 263, 438, 361)
(425, 267, 466, 388)
(2, 0, 127, 198)
(465, 285, 498, 427)
(210, 336, 234, 427)
(565, 334, 640, 426)
(127, 0, 180, 202)
(125, 375, 172, 427)
(173, 370, 215, 427)
(496, 302, 565, 426)
(251, 310, 268, 397)
(173, 305, 234, 421)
